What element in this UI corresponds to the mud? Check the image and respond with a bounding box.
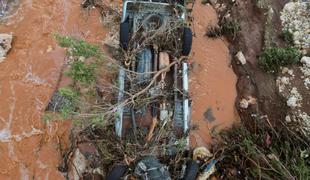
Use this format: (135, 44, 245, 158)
(0, 0, 107, 178)
(189, 2, 239, 147)
(225, 0, 291, 128)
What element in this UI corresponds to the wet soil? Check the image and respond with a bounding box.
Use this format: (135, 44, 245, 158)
(189, 2, 239, 147)
(226, 0, 291, 127)
(0, 0, 107, 178)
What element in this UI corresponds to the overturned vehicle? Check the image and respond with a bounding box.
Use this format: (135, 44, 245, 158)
(112, 0, 195, 178)
(116, 0, 193, 142)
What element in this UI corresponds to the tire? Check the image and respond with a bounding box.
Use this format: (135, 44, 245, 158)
(106, 164, 128, 180)
(120, 22, 130, 50)
(182, 27, 193, 56)
(183, 160, 199, 180)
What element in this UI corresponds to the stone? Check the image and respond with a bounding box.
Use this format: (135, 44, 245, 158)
(235, 51, 246, 65)
(300, 56, 310, 67)
(239, 96, 257, 109)
(287, 96, 298, 108)
(0, 33, 13, 62)
(285, 115, 291, 123)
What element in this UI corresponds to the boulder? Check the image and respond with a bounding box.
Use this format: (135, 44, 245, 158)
(0, 33, 13, 62)
(300, 56, 310, 68)
(235, 51, 247, 65)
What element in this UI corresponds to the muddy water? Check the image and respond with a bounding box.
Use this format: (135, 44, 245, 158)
(190, 2, 239, 147)
(0, 0, 106, 179)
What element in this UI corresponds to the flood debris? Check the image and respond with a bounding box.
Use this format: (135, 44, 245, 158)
(0, 33, 13, 62)
(197, 159, 217, 180)
(193, 147, 213, 161)
(235, 51, 246, 65)
(135, 156, 171, 180)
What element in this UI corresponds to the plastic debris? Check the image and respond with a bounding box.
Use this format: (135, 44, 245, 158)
(135, 156, 171, 180)
(197, 160, 217, 180)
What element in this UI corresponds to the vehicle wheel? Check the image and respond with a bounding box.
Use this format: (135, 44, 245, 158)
(106, 164, 128, 180)
(182, 27, 193, 56)
(120, 22, 130, 50)
(183, 160, 199, 180)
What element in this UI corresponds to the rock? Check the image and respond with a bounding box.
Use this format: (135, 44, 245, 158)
(0, 33, 13, 62)
(285, 115, 291, 123)
(281, 67, 289, 74)
(280, 77, 290, 85)
(239, 99, 249, 109)
(69, 149, 88, 180)
(235, 51, 247, 65)
(239, 96, 257, 109)
(300, 56, 310, 67)
(287, 96, 298, 108)
(281, 2, 310, 50)
(193, 147, 213, 161)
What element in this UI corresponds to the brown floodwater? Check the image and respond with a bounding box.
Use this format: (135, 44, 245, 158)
(0, 0, 238, 178)
(0, 0, 107, 179)
(189, 3, 239, 147)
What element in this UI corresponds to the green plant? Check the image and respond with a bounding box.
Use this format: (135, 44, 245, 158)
(58, 87, 79, 118)
(220, 19, 240, 39)
(54, 34, 102, 58)
(258, 47, 302, 72)
(59, 87, 79, 100)
(279, 30, 294, 45)
(65, 60, 97, 85)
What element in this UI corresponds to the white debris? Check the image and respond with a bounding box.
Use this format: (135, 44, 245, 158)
(239, 99, 249, 109)
(280, 2, 310, 49)
(235, 51, 247, 65)
(287, 96, 298, 108)
(286, 87, 302, 108)
(300, 56, 310, 68)
(0, 33, 13, 62)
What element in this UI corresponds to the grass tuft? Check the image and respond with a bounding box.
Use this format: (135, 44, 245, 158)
(54, 34, 102, 58)
(258, 47, 302, 73)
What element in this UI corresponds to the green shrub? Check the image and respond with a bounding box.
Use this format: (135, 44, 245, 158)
(58, 87, 79, 118)
(279, 30, 294, 45)
(59, 87, 79, 100)
(65, 60, 97, 85)
(220, 19, 240, 39)
(54, 34, 101, 58)
(259, 47, 302, 73)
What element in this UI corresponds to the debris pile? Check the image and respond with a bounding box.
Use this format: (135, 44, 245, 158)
(280, 1, 310, 50)
(276, 57, 310, 138)
(0, 33, 13, 62)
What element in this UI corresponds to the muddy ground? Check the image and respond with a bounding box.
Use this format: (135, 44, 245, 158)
(0, 0, 107, 178)
(0, 0, 309, 179)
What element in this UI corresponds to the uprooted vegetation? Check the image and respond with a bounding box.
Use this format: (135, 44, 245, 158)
(50, 28, 193, 178)
(216, 122, 310, 179)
